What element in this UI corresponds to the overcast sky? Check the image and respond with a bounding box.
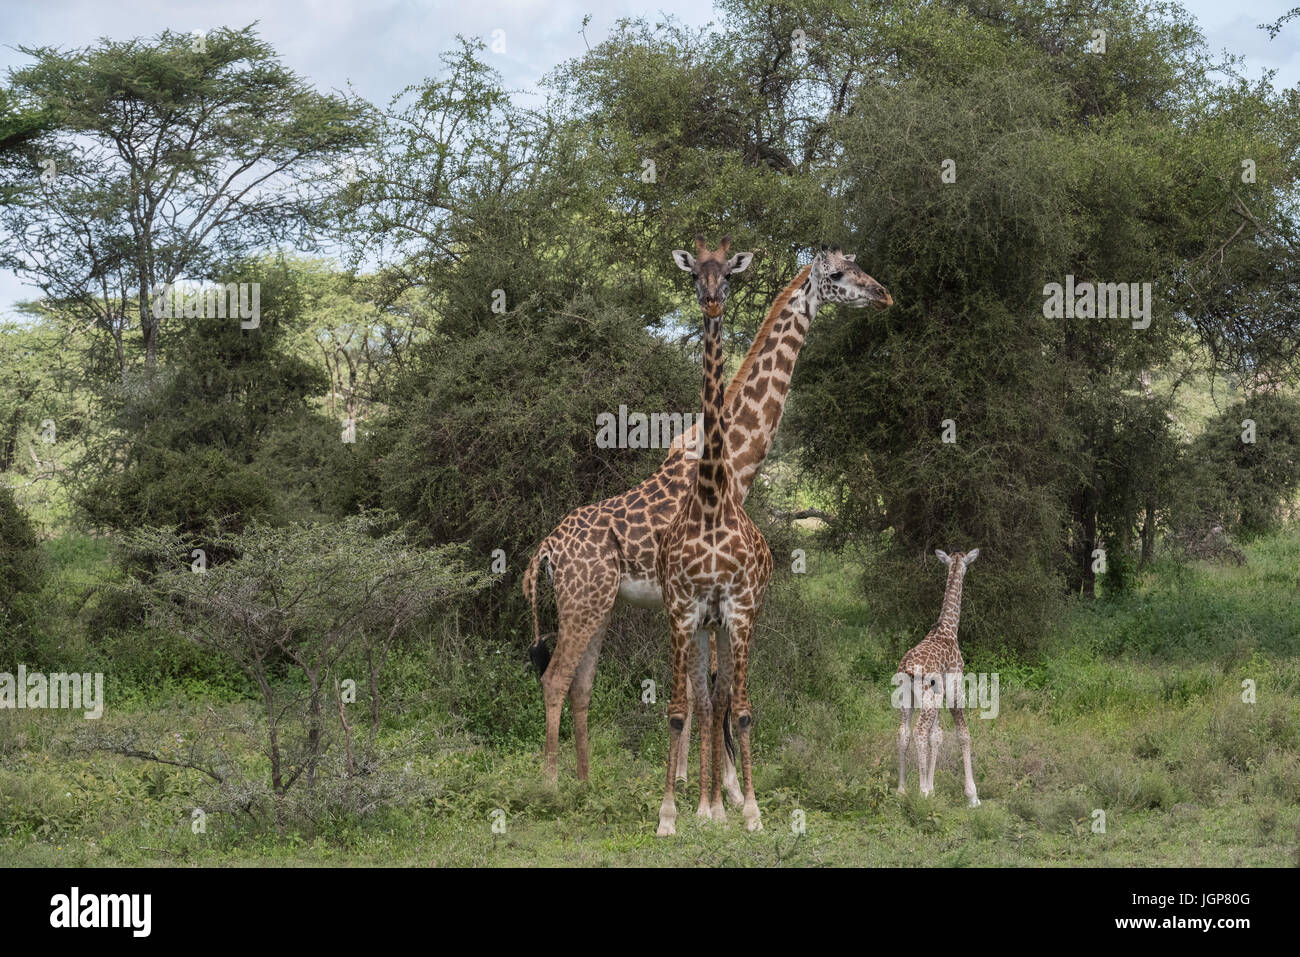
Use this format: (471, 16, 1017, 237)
(1, 0, 1297, 319)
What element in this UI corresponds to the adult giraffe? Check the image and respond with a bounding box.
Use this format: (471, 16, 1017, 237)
(656, 245, 895, 834)
(655, 238, 772, 834)
(524, 243, 893, 789)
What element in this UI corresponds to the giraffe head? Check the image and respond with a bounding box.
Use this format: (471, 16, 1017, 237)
(936, 549, 980, 576)
(811, 245, 893, 310)
(672, 234, 754, 322)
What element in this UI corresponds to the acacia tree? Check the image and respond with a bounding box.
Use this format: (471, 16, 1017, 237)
(0, 84, 54, 193)
(287, 260, 430, 429)
(773, 0, 1300, 627)
(73, 256, 334, 540)
(0, 25, 372, 378)
(331, 37, 532, 313)
(0, 313, 85, 479)
(519, 0, 1299, 642)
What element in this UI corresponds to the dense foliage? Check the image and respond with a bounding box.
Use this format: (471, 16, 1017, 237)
(1, 1, 1297, 668)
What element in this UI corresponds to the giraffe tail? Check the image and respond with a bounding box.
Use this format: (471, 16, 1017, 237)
(708, 668, 736, 763)
(524, 546, 552, 677)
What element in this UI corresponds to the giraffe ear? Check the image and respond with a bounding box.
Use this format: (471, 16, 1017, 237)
(962, 549, 979, 566)
(843, 253, 856, 262)
(727, 252, 753, 274)
(672, 250, 696, 272)
(935, 550, 951, 565)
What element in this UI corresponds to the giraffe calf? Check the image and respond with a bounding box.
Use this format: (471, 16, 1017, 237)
(895, 548, 981, 808)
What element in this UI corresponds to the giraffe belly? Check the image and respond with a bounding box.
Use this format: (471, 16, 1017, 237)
(617, 577, 664, 609)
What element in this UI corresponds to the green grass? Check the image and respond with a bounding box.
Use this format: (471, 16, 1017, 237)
(1, 529, 1298, 866)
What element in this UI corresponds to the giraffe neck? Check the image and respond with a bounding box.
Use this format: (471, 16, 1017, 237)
(935, 566, 966, 643)
(695, 312, 729, 515)
(724, 265, 818, 500)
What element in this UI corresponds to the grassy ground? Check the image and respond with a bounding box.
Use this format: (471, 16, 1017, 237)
(1, 530, 1298, 867)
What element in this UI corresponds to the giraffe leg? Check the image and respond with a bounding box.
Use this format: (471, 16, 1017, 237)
(541, 670, 567, 786)
(543, 551, 618, 784)
(658, 618, 693, 837)
(953, 704, 980, 807)
(568, 624, 607, 783)
(709, 626, 734, 823)
(897, 704, 912, 795)
(727, 619, 761, 832)
(689, 633, 714, 820)
(927, 715, 943, 794)
(676, 679, 692, 784)
(915, 707, 935, 797)
(714, 629, 743, 808)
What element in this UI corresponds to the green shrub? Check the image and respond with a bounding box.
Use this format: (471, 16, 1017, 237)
(0, 486, 44, 653)
(1185, 393, 1300, 538)
(74, 257, 330, 544)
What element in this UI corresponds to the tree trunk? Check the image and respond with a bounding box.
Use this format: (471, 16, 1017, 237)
(1140, 500, 1156, 565)
(138, 264, 158, 369)
(306, 673, 322, 794)
(1067, 486, 1097, 598)
(0, 405, 22, 472)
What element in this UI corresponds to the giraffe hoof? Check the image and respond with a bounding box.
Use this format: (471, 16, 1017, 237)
(743, 801, 761, 832)
(711, 802, 727, 824)
(896, 787, 907, 796)
(696, 802, 712, 820)
(658, 799, 678, 836)
(968, 797, 981, 808)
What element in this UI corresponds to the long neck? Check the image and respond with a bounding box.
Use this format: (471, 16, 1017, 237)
(935, 566, 966, 641)
(696, 313, 729, 516)
(724, 264, 817, 501)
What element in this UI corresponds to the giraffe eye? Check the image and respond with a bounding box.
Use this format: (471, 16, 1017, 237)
(829, 271, 844, 281)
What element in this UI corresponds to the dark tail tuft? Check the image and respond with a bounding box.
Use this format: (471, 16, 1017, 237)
(524, 547, 552, 678)
(529, 634, 553, 677)
(710, 670, 736, 762)
(722, 701, 735, 762)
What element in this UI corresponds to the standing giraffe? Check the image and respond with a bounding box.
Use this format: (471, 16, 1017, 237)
(655, 237, 773, 836)
(895, 549, 982, 807)
(666, 236, 751, 797)
(655, 245, 896, 835)
(523, 236, 754, 797)
(523, 244, 894, 792)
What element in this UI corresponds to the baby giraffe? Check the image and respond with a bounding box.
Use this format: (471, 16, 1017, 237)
(657, 235, 772, 835)
(896, 548, 981, 807)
